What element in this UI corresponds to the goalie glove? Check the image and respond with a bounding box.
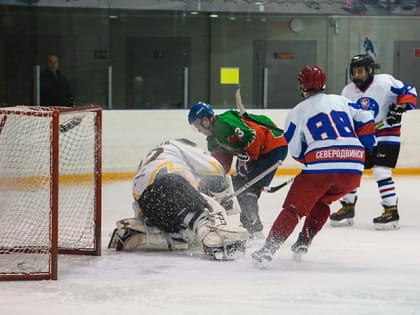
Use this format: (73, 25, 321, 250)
(386, 103, 404, 126)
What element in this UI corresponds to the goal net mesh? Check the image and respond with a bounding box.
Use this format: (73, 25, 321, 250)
(0, 106, 101, 280)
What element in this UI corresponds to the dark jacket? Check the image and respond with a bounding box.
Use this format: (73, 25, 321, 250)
(40, 69, 73, 106)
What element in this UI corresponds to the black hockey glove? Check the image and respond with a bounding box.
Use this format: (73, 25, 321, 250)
(364, 146, 376, 170)
(386, 103, 404, 126)
(237, 152, 250, 177)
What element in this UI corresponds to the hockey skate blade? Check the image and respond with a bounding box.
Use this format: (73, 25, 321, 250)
(292, 252, 304, 262)
(374, 221, 400, 231)
(291, 245, 308, 262)
(251, 254, 272, 269)
(252, 259, 270, 269)
(329, 218, 354, 227)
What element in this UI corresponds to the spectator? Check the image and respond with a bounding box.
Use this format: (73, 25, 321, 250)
(40, 54, 73, 106)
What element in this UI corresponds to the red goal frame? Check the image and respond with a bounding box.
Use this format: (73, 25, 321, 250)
(0, 105, 102, 280)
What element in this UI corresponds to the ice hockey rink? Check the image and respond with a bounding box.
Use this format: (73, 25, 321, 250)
(1, 175, 419, 315)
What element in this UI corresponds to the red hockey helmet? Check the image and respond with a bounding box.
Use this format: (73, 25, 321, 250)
(298, 65, 326, 92)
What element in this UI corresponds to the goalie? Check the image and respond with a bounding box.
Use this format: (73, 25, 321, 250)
(108, 139, 248, 261)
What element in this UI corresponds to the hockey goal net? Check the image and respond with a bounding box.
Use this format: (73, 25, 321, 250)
(0, 105, 102, 280)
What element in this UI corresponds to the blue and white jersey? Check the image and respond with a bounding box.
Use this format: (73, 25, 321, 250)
(342, 74, 417, 145)
(284, 93, 375, 175)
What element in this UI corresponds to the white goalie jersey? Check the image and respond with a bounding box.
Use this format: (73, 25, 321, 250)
(132, 138, 226, 202)
(109, 139, 247, 261)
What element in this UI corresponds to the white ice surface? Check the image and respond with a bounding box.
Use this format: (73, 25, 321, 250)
(1, 176, 420, 315)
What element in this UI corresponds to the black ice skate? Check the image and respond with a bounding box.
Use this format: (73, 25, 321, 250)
(290, 232, 311, 262)
(243, 217, 264, 240)
(251, 237, 283, 268)
(373, 205, 400, 230)
(251, 246, 274, 268)
(329, 196, 357, 227)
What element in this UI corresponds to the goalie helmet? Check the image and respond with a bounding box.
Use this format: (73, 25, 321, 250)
(188, 101, 214, 125)
(298, 65, 326, 92)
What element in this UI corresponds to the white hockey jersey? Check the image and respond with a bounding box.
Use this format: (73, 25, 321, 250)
(132, 139, 225, 200)
(342, 73, 417, 145)
(284, 93, 375, 175)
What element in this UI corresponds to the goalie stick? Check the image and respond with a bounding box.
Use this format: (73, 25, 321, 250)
(235, 87, 284, 133)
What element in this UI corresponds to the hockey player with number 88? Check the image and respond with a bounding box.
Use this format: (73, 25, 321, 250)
(252, 65, 376, 266)
(108, 138, 248, 261)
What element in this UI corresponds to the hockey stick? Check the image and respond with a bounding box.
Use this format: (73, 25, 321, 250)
(0, 111, 82, 136)
(375, 121, 384, 129)
(235, 86, 247, 115)
(235, 87, 284, 133)
(220, 160, 282, 204)
(0, 115, 7, 136)
(263, 177, 294, 193)
(59, 116, 83, 133)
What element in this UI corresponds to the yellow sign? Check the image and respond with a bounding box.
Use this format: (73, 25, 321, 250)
(220, 67, 239, 84)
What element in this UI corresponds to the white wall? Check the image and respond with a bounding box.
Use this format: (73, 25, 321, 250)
(102, 109, 420, 175)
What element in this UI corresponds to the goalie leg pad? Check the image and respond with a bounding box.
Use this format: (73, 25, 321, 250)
(108, 218, 189, 251)
(194, 194, 249, 260)
(203, 240, 247, 261)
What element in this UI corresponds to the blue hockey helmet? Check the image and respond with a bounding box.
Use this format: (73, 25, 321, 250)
(188, 101, 214, 125)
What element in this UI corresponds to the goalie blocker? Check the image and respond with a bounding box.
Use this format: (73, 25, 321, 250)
(108, 173, 248, 261)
